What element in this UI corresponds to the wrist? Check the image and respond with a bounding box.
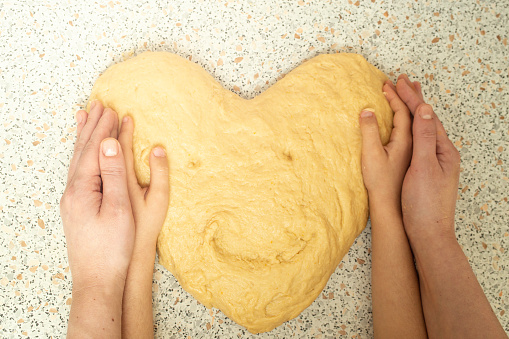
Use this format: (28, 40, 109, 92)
(69, 277, 124, 338)
(72, 278, 125, 304)
(409, 230, 460, 267)
(133, 223, 160, 249)
(406, 223, 457, 250)
(131, 238, 157, 264)
(368, 192, 401, 213)
(71, 267, 127, 293)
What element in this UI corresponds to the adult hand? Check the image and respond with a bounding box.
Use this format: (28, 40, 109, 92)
(395, 75, 506, 338)
(60, 101, 135, 338)
(396, 74, 461, 243)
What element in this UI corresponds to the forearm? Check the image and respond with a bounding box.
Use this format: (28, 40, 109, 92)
(122, 240, 157, 339)
(370, 197, 427, 339)
(68, 283, 124, 338)
(410, 233, 506, 339)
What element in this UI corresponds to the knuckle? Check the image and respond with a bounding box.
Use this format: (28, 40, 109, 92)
(443, 143, 461, 161)
(419, 128, 436, 139)
(363, 123, 379, 136)
(81, 139, 98, 155)
(451, 148, 461, 166)
(62, 183, 77, 200)
(452, 146, 460, 159)
(409, 159, 435, 173)
(60, 181, 81, 214)
(149, 190, 169, 204)
(74, 139, 87, 153)
(416, 103, 432, 112)
(59, 193, 69, 212)
(101, 164, 126, 177)
(113, 204, 129, 217)
(154, 166, 169, 176)
(105, 201, 131, 219)
(369, 123, 380, 132)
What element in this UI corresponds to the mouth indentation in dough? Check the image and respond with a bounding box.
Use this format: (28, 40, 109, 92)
(205, 211, 308, 269)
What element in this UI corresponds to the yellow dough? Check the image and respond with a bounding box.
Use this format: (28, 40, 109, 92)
(89, 51, 392, 333)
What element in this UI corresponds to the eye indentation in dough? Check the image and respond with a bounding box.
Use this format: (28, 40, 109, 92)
(283, 149, 293, 161)
(188, 159, 201, 169)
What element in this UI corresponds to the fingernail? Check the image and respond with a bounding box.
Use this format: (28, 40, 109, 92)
(382, 91, 388, 96)
(102, 139, 118, 157)
(419, 105, 433, 120)
(76, 111, 82, 124)
(360, 108, 375, 118)
(90, 100, 97, 111)
(153, 147, 166, 157)
(123, 116, 129, 123)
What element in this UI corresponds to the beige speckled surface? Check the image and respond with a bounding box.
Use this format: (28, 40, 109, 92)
(0, 1, 507, 337)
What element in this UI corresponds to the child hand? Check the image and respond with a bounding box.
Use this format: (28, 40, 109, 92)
(396, 75, 461, 243)
(60, 101, 135, 293)
(118, 116, 169, 249)
(362, 80, 428, 338)
(359, 80, 413, 208)
(118, 115, 169, 339)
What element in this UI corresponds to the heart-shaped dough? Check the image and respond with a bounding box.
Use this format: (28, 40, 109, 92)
(89, 51, 392, 333)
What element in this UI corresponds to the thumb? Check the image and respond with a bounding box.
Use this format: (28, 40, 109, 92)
(359, 108, 384, 157)
(145, 146, 169, 206)
(99, 138, 130, 214)
(412, 104, 438, 165)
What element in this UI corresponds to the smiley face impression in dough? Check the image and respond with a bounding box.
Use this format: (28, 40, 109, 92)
(89, 51, 392, 333)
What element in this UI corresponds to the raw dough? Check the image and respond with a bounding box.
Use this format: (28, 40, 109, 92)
(89, 51, 392, 333)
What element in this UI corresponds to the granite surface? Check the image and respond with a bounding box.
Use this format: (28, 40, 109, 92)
(0, 0, 508, 337)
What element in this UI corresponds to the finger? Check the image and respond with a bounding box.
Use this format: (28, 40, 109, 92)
(399, 74, 416, 91)
(75, 110, 88, 140)
(74, 108, 117, 180)
(434, 116, 460, 173)
(67, 110, 89, 184)
(98, 138, 131, 215)
(110, 111, 119, 139)
(396, 76, 425, 116)
(412, 104, 438, 165)
(435, 115, 451, 147)
(76, 100, 104, 158)
(413, 81, 424, 101)
(359, 109, 385, 158)
(384, 79, 396, 92)
(383, 83, 412, 145)
(67, 102, 103, 183)
(118, 116, 141, 194)
(145, 147, 170, 206)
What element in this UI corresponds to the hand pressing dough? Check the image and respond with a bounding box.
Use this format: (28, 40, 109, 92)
(89, 51, 392, 333)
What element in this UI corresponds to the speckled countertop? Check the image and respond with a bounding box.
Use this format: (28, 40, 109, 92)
(0, 1, 507, 337)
